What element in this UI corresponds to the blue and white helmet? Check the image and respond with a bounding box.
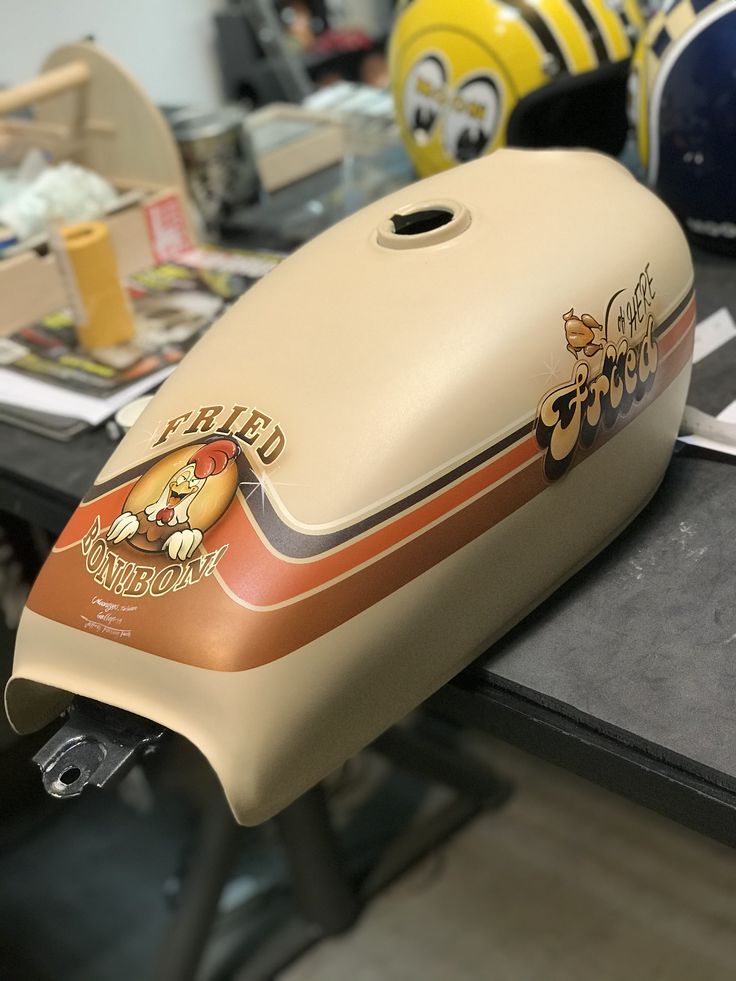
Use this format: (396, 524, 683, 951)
(632, 0, 736, 253)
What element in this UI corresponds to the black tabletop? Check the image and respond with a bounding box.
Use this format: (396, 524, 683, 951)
(434, 245, 736, 844)
(0, 422, 111, 533)
(0, 146, 418, 534)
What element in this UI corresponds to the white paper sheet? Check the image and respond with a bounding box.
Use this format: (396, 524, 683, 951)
(676, 308, 736, 456)
(692, 307, 736, 363)
(679, 400, 736, 457)
(0, 364, 174, 426)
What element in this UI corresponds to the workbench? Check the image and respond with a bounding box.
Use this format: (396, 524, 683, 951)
(433, 245, 736, 846)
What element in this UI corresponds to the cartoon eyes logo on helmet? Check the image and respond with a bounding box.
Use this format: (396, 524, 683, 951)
(402, 54, 501, 162)
(443, 76, 500, 163)
(403, 54, 446, 143)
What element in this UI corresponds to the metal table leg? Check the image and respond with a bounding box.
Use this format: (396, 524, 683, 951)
(152, 789, 242, 981)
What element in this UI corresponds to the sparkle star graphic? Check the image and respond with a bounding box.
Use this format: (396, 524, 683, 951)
(239, 477, 267, 510)
(125, 417, 166, 453)
(239, 476, 306, 512)
(532, 352, 564, 386)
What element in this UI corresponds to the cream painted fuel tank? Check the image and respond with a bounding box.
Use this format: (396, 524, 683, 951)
(6, 150, 695, 824)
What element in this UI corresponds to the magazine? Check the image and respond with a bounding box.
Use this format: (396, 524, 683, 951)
(0, 247, 283, 437)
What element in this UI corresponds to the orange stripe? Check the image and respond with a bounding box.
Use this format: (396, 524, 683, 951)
(51, 296, 696, 596)
(658, 296, 695, 356)
(27, 303, 695, 672)
(209, 297, 696, 607)
(207, 433, 539, 606)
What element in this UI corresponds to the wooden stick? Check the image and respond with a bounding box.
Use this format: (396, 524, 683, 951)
(0, 61, 91, 115)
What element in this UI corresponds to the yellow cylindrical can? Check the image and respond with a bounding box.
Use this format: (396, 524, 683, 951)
(59, 221, 134, 350)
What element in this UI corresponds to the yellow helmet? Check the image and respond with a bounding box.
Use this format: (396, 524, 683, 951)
(389, 0, 643, 177)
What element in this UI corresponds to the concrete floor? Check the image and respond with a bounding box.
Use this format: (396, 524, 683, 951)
(283, 737, 736, 981)
(2, 722, 736, 980)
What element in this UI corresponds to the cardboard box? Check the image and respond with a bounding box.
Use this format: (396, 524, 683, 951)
(248, 103, 345, 192)
(0, 40, 195, 336)
(0, 186, 193, 337)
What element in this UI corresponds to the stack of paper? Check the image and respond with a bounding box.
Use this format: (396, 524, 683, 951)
(0, 247, 282, 440)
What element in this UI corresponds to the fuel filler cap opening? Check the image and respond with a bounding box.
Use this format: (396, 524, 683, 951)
(377, 199, 470, 249)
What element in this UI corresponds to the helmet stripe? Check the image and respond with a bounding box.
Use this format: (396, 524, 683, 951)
(609, 6, 636, 57)
(568, 0, 610, 62)
(500, 0, 573, 72)
(647, 1, 735, 184)
(591, 1, 635, 59)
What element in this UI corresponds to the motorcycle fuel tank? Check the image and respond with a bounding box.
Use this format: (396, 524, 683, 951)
(6, 150, 695, 824)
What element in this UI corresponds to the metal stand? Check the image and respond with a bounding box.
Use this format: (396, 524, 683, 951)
(153, 715, 512, 981)
(153, 790, 242, 981)
(273, 786, 360, 933)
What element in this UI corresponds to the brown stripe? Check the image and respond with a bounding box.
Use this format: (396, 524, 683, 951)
(80, 291, 694, 559)
(27, 453, 544, 671)
(30, 304, 694, 672)
(29, 332, 688, 672)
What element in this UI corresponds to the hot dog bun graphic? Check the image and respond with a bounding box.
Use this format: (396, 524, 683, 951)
(7, 150, 694, 824)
